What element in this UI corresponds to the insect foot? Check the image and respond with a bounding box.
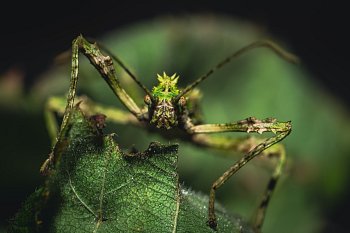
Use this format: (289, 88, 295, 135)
(89, 114, 107, 135)
(207, 218, 218, 231)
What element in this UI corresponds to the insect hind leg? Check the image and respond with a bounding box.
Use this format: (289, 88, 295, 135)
(251, 144, 286, 233)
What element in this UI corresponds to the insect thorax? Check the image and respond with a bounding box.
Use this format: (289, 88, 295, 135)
(148, 72, 181, 129)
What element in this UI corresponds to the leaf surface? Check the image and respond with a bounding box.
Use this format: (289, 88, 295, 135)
(9, 106, 253, 233)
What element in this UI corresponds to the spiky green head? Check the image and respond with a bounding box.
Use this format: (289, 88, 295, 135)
(152, 72, 180, 100)
(145, 72, 185, 129)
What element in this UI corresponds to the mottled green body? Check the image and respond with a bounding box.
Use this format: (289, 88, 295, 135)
(148, 73, 182, 129)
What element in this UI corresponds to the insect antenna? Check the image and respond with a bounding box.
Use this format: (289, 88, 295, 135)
(91, 38, 154, 99)
(175, 40, 299, 101)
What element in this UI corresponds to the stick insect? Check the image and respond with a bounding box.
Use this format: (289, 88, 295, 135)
(41, 35, 297, 232)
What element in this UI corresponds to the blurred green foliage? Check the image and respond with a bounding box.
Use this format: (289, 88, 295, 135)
(2, 15, 350, 233)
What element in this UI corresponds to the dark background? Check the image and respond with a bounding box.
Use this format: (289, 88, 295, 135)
(1, 1, 349, 232)
(1, 1, 349, 107)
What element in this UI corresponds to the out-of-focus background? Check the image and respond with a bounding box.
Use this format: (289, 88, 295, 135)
(1, 2, 349, 233)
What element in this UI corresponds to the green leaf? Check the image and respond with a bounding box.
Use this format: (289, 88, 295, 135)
(9, 106, 253, 233)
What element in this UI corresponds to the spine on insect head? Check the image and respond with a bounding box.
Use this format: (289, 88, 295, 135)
(145, 72, 183, 129)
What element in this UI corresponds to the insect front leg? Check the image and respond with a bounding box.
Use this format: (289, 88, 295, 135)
(60, 35, 145, 142)
(187, 118, 291, 231)
(40, 35, 145, 174)
(66, 35, 143, 123)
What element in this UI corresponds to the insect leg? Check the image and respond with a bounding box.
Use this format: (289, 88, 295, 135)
(190, 132, 286, 232)
(176, 40, 299, 100)
(45, 95, 142, 132)
(251, 144, 286, 233)
(40, 35, 144, 174)
(65, 35, 143, 123)
(187, 118, 291, 230)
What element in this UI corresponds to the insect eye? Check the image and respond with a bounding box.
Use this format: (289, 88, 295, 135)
(178, 96, 186, 107)
(144, 95, 152, 105)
